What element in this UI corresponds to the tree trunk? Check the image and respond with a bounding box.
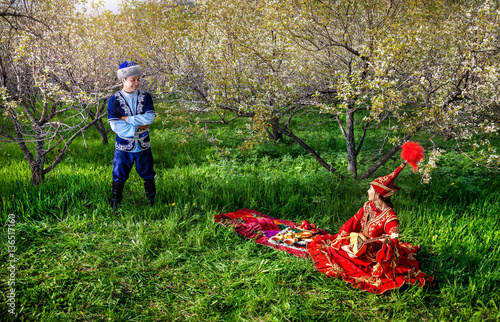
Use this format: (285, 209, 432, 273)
(30, 162, 45, 186)
(88, 99, 109, 144)
(0, 54, 7, 87)
(345, 109, 358, 178)
(31, 131, 46, 185)
(93, 118, 109, 145)
(267, 117, 283, 141)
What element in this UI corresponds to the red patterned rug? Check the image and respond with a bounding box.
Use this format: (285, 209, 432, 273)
(214, 209, 326, 258)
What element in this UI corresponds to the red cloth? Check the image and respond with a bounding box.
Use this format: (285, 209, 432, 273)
(214, 209, 325, 258)
(307, 201, 434, 294)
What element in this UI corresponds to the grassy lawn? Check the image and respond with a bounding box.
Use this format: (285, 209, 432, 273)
(1, 112, 499, 321)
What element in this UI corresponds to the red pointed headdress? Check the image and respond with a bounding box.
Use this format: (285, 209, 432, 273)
(370, 141, 424, 198)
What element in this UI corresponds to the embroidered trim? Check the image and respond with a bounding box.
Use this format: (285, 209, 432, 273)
(384, 218, 399, 233)
(351, 275, 382, 287)
(361, 202, 397, 238)
(321, 249, 344, 276)
(115, 140, 134, 151)
(136, 90, 145, 114)
(372, 263, 382, 275)
(138, 139, 151, 149)
(370, 181, 397, 195)
(116, 92, 133, 116)
(387, 224, 400, 236)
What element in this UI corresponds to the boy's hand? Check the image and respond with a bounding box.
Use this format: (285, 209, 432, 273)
(120, 116, 128, 122)
(137, 125, 149, 130)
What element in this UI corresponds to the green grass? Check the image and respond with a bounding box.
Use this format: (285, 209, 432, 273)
(1, 113, 499, 321)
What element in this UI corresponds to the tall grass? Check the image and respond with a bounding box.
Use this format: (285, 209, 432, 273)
(0, 114, 499, 321)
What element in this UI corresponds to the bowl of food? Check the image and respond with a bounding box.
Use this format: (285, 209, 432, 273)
(269, 236, 281, 244)
(283, 238, 297, 246)
(295, 240, 307, 247)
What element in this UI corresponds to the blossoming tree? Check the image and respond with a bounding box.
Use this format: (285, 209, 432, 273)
(0, 0, 117, 185)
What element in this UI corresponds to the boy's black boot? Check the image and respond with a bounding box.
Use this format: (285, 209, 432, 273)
(144, 178, 156, 206)
(111, 181, 125, 212)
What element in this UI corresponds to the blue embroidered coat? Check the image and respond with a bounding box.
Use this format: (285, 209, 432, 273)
(107, 90, 156, 152)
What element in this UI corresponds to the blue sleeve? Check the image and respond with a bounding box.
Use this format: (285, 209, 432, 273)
(127, 113, 155, 126)
(127, 92, 156, 126)
(110, 120, 137, 137)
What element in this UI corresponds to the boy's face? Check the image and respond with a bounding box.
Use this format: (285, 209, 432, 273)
(122, 76, 140, 93)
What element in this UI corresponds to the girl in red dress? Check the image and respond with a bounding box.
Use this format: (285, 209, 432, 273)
(307, 142, 434, 294)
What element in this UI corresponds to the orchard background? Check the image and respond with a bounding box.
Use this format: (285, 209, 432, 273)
(1, 0, 499, 321)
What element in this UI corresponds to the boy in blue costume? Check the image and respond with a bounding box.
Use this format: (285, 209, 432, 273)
(107, 61, 157, 211)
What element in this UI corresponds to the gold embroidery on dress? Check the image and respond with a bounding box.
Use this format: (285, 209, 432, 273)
(332, 263, 344, 273)
(391, 245, 400, 268)
(352, 275, 382, 287)
(361, 203, 392, 238)
(387, 224, 400, 236)
(401, 244, 416, 252)
(321, 239, 333, 248)
(321, 249, 344, 276)
(361, 202, 373, 236)
(383, 217, 399, 233)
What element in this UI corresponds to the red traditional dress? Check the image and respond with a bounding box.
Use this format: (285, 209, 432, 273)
(307, 201, 434, 294)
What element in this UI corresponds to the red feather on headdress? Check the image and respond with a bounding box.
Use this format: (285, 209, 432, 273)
(401, 141, 424, 172)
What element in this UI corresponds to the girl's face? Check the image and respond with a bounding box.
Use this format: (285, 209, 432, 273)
(367, 186, 376, 202)
(122, 76, 140, 93)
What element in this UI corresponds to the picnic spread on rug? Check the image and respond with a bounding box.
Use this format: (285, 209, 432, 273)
(214, 208, 434, 294)
(214, 209, 328, 258)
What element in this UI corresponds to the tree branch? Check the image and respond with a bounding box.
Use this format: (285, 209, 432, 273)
(278, 125, 342, 177)
(355, 122, 368, 157)
(335, 115, 347, 140)
(359, 132, 413, 179)
(43, 112, 108, 175)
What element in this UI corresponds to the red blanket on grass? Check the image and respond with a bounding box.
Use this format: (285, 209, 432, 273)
(214, 208, 326, 258)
